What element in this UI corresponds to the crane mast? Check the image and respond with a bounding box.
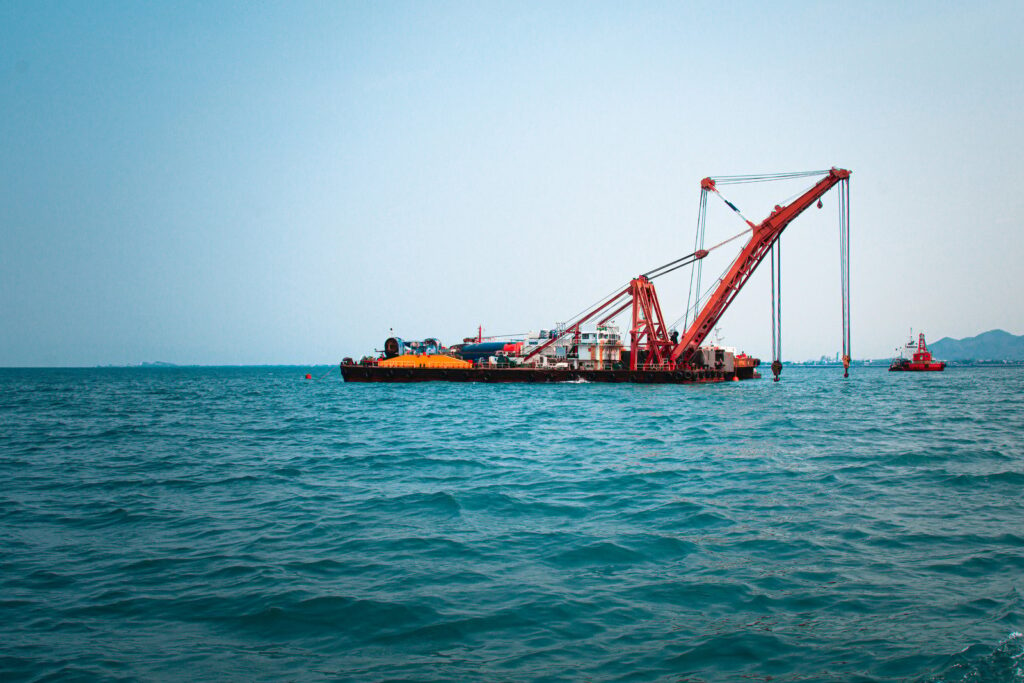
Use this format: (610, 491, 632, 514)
(670, 167, 851, 365)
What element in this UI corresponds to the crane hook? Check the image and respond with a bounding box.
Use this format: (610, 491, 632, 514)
(817, 199, 823, 209)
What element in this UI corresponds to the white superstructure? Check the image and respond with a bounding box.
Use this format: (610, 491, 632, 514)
(521, 324, 624, 369)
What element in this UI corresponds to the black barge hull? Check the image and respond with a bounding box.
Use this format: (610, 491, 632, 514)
(340, 364, 759, 384)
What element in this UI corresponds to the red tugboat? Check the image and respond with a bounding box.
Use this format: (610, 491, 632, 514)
(889, 331, 945, 372)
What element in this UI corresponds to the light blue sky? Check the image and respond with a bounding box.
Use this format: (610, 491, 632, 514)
(2, 1, 1021, 365)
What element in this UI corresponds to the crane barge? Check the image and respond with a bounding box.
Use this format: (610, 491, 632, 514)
(341, 167, 851, 383)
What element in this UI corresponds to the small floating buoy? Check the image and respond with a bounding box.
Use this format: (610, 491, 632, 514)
(305, 373, 312, 380)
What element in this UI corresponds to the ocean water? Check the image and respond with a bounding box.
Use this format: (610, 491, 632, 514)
(1, 366, 1022, 682)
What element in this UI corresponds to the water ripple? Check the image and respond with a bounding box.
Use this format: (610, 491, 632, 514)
(0, 366, 1022, 681)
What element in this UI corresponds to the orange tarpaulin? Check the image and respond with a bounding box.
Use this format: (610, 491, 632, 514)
(378, 354, 471, 369)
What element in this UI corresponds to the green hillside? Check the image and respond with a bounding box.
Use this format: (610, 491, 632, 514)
(929, 330, 1024, 361)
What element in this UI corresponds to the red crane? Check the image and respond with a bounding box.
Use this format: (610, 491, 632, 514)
(672, 167, 851, 366)
(521, 167, 851, 373)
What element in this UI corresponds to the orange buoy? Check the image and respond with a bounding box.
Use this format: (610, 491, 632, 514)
(305, 373, 312, 379)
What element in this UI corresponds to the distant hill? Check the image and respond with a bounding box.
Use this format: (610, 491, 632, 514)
(929, 329, 1024, 361)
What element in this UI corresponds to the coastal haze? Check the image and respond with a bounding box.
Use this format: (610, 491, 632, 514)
(3, 3, 1023, 366)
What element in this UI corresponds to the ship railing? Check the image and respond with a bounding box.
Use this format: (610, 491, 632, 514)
(638, 361, 677, 371)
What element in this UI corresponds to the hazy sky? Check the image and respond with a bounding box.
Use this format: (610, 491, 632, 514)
(2, 1, 1022, 365)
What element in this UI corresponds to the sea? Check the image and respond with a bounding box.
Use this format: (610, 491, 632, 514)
(1, 365, 1022, 682)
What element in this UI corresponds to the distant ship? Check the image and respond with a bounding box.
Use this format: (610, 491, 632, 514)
(889, 331, 945, 372)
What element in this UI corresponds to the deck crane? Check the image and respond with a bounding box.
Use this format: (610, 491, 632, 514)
(673, 167, 851, 377)
(521, 167, 852, 378)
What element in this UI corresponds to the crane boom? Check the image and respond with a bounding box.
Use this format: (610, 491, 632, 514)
(670, 167, 851, 365)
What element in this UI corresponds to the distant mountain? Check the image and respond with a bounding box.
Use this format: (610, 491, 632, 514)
(929, 329, 1024, 361)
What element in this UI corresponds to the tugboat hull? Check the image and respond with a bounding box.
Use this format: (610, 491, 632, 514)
(889, 361, 945, 372)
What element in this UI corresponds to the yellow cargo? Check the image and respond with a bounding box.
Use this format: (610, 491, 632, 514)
(378, 354, 472, 369)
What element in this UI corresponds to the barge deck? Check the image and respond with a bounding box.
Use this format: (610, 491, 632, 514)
(340, 362, 759, 383)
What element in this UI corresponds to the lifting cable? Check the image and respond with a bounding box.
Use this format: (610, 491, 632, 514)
(646, 226, 750, 283)
(770, 238, 783, 382)
(668, 257, 735, 333)
(711, 170, 830, 186)
(560, 284, 632, 332)
(685, 188, 709, 331)
(644, 251, 704, 280)
(709, 187, 755, 226)
(839, 177, 851, 377)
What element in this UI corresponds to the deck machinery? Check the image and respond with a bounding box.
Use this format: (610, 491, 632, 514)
(342, 167, 852, 383)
